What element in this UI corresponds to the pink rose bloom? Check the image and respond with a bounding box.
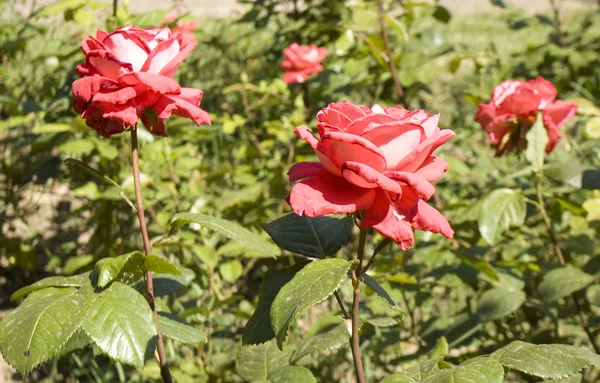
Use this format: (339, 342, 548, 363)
(287, 101, 455, 249)
(476, 77, 577, 155)
(72, 25, 210, 138)
(280, 43, 327, 84)
(162, 14, 198, 44)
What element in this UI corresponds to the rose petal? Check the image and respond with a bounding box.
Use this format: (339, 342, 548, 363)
(141, 37, 181, 74)
(384, 171, 436, 200)
(72, 76, 119, 103)
(159, 37, 195, 78)
(410, 200, 454, 239)
(414, 156, 449, 182)
(316, 107, 353, 129)
(528, 77, 557, 107)
(87, 50, 133, 80)
(344, 113, 399, 135)
(360, 122, 424, 169)
(492, 80, 522, 106)
(103, 30, 150, 71)
(393, 129, 455, 172)
(118, 72, 180, 94)
(140, 113, 166, 136)
(288, 162, 331, 182)
(320, 131, 387, 172)
(542, 100, 577, 129)
(152, 94, 211, 126)
(288, 175, 376, 217)
(294, 126, 341, 176)
(362, 189, 414, 250)
(342, 161, 403, 192)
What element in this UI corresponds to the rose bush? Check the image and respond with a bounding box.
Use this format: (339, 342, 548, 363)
(287, 101, 454, 249)
(280, 43, 327, 84)
(72, 25, 210, 137)
(476, 77, 577, 155)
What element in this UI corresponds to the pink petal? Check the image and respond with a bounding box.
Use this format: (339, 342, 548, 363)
(500, 87, 541, 116)
(395, 185, 420, 220)
(485, 114, 516, 145)
(542, 100, 577, 129)
(288, 175, 376, 217)
(362, 189, 414, 250)
(384, 171, 436, 200)
(140, 113, 166, 136)
(528, 77, 557, 107)
(341, 161, 403, 192)
(383, 106, 411, 119)
(103, 30, 150, 71)
(414, 156, 449, 182)
(87, 50, 133, 80)
(491, 80, 522, 106)
(288, 162, 330, 182)
(410, 200, 454, 239)
(475, 103, 497, 130)
(320, 131, 387, 172)
(141, 37, 181, 74)
(360, 122, 424, 169)
(151, 94, 211, 126)
(394, 129, 455, 172)
(118, 72, 180, 94)
(72, 76, 119, 103)
(158, 37, 195, 78)
(344, 113, 399, 135)
(294, 126, 341, 176)
(316, 107, 353, 129)
(177, 87, 203, 106)
(421, 113, 440, 138)
(325, 101, 369, 121)
(92, 86, 141, 104)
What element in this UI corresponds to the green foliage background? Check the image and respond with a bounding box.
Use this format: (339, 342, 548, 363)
(1, 0, 600, 382)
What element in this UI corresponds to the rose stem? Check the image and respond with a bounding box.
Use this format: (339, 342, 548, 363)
(377, 0, 405, 103)
(547, 0, 566, 47)
(112, 0, 117, 17)
(350, 227, 368, 383)
(535, 170, 599, 354)
(131, 128, 173, 383)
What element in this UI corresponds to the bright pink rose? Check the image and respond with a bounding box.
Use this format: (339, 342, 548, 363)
(287, 101, 455, 249)
(72, 25, 210, 138)
(162, 14, 198, 44)
(476, 77, 577, 155)
(280, 43, 327, 84)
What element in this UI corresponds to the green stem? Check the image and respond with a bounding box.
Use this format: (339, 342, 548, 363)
(535, 170, 599, 354)
(112, 0, 118, 17)
(350, 228, 368, 383)
(131, 128, 173, 383)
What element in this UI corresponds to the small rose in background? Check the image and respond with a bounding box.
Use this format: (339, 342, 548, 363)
(72, 25, 210, 138)
(280, 43, 327, 84)
(162, 14, 198, 44)
(476, 77, 577, 155)
(287, 101, 454, 249)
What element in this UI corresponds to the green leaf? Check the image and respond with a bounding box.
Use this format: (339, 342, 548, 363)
(0, 287, 90, 374)
(219, 260, 243, 283)
(143, 256, 181, 275)
(262, 213, 353, 258)
(94, 138, 118, 160)
(477, 287, 526, 321)
(82, 282, 157, 367)
(271, 258, 356, 349)
(538, 265, 595, 302)
(10, 272, 90, 301)
(140, 267, 196, 297)
(269, 365, 316, 383)
(36, 0, 87, 17)
(432, 6, 452, 23)
(57, 329, 91, 357)
(237, 340, 292, 382)
(380, 374, 417, 383)
(453, 251, 499, 281)
(95, 251, 145, 288)
(169, 212, 277, 257)
(587, 284, 600, 306)
(478, 189, 526, 245)
(525, 112, 549, 171)
(363, 274, 403, 311)
(290, 317, 348, 363)
(492, 341, 600, 379)
(64, 158, 123, 190)
(423, 356, 505, 383)
(384, 14, 409, 43)
(158, 312, 206, 344)
(59, 138, 95, 155)
(429, 336, 449, 359)
(243, 264, 304, 345)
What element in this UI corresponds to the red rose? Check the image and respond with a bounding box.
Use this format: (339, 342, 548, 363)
(476, 77, 577, 155)
(72, 25, 210, 137)
(280, 43, 327, 84)
(287, 101, 454, 249)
